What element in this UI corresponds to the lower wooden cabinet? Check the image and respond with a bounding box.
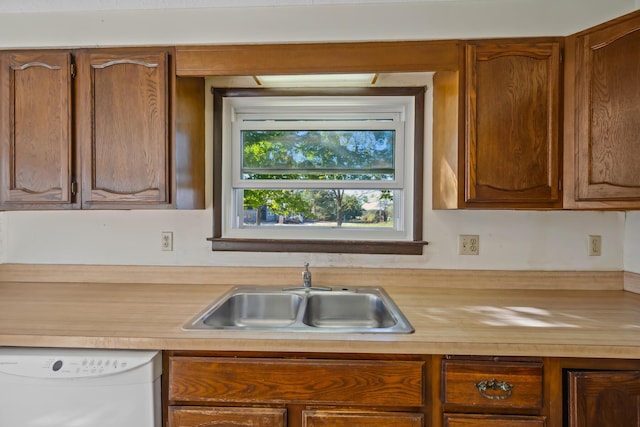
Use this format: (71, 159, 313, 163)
(442, 358, 543, 411)
(444, 414, 546, 427)
(167, 354, 426, 427)
(441, 357, 545, 427)
(165, 353, 640, 427)
(169, 406, 286, 427)
(567, 370, 640, 427)
(169, 407, 423, 427)
(303, 410, 423, 427)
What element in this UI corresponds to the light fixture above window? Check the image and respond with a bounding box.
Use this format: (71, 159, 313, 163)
(254, 73, 378, 87)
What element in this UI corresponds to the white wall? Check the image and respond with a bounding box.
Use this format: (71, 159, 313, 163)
(0, 1, 636, 269)
(0, 213, 5, 264)
(2, 208, 626, 270)
(625, 212, 640, 273)
(0, 0, 637, 48)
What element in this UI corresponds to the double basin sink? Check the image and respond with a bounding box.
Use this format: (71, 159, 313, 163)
(184, 286, 414, 334)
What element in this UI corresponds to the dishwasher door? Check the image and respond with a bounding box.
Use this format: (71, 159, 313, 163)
(0, 348, 161, 427)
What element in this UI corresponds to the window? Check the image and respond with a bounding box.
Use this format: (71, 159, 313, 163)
(210, 88, 426, 254)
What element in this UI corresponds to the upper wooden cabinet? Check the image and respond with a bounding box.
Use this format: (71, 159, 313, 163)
(564, 10, 640, 209)
(466, 41, 562, 207)
(434, 39, 562, 209)
(0, 48, 204, 210)
(0, 51, 77, 209)
(76, 50, 170, 209)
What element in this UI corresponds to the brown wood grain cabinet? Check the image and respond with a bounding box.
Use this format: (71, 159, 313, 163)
(442, 358, 544, 411)
(444, 414, 546, 427)
(567, 370, 640, 427)
(433, 40, 562, 209)
(0, 47, 204, 210)
(164, 352, 640, 427)
(167, 354, 426, 427)
(0, 51, 77, 209)
(466, 41, 562, 207)
(442, 357, 546, 427)
(564, 10, 640, 209)
(75, 49, 171, 208)
(302, 410, 423, 427)
(169, 406, 287, 427)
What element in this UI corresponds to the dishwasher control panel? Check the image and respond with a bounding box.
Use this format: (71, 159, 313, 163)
(42, 355, 133, 377)
(0, 348, 159, 378)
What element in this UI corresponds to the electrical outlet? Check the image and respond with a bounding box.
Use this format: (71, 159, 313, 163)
(589, 235, 601, 256)
(161, 231, 173, 251)
(459, 234, 479, 255)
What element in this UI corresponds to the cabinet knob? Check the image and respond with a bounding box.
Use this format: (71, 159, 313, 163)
(475, 378, 513, 400)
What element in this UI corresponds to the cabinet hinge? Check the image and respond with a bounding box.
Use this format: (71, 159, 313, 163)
(71, 180, 77, 196)
(71, 63, 76, 79)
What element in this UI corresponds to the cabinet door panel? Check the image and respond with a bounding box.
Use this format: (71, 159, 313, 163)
(465, 42, 560, 207)
(568, 370, 640, 427)
(303, 410, 423, 427)
(444, 414, 546, 427)
(0, 52, 74, 208)
(575, 18, 640, 201)
(76, 50, 170, 208)
(169, 406, 286, 427)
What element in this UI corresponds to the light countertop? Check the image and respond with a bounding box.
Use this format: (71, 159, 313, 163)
(1, 280, 639, 359)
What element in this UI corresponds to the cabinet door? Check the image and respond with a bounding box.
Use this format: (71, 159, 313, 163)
(0, 51, 75, 209)
(303, 410, 423, 427)
(571, 12, 640, 205)
(75, 49, 170, 209)
(444, 414, 546, 427)
(169, 406, 286, 427)
(464, 41, 561, 207)
(567, 370, 640, 427)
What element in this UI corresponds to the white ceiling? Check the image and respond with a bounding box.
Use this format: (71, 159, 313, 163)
(0, 0, 457, 13)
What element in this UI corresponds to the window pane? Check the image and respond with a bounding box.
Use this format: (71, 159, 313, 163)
(240, 189, 395, 229)
(241, 130, 395, 180)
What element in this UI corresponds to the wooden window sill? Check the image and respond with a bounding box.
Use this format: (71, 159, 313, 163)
(207, 238, 427, 255)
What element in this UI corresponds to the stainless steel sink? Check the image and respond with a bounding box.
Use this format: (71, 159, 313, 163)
(184, 286, 414, 334)
(199, 292, 303, 328)
(302, 292, 397, 329)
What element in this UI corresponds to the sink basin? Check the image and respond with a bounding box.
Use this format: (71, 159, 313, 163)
(184, 286, 414, 334)
(199, 292, 303, 328)
(302, 293, 397, 329)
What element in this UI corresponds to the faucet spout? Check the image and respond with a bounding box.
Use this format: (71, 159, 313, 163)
(302, 262, 312, 288)
(282, 263, 331, 292)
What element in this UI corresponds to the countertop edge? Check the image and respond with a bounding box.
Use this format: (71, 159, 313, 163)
(2, 334, 639, 360)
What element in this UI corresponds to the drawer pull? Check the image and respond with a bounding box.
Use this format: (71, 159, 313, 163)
(475, 378, 513, 400)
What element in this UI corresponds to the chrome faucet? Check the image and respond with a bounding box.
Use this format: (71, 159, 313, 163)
(302, 262, 312, 288)
(282, 262, 330, 292)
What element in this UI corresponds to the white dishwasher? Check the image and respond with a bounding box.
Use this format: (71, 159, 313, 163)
(0, 347, 162, 427)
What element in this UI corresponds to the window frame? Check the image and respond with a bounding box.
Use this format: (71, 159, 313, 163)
(209, 87, 427, 255)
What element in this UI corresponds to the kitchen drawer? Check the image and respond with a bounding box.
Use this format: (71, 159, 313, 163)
(169, 406, 286, 427)
(303, 410, 423, 427)
(442, 359, 543, 410)
(169, 356, 424, 406)
(444, 414, 546, 427)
